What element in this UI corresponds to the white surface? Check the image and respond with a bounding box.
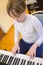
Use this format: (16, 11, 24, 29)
(26, 0, 37, 5)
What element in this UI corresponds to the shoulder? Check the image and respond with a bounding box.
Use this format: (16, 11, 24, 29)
(26, 14, 38, 21)
(29, 14, 42, 25)
(26, 14, 42, 27)
(30, 15, 42, 28)
(26, 14, 40, 23)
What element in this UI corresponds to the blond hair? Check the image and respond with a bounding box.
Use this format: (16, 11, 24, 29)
(7, 0, 26, 17)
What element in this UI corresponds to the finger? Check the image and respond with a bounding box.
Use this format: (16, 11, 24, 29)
(30, 54, 34, 59)
(33, 52, 36, 57)
(18, 47, 20, 53)
(12, 50, 16, 55)
(12, 51, 16, 55)
(12, 48, 16, 55)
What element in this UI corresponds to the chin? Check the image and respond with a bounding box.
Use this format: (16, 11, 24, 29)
(17, 20, 22, 23)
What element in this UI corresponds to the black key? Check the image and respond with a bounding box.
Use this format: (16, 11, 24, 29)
(40, 64, 42, 65)
(20, 59, 24, 65)
(12, 58, 20, 65)
(37, 63, 39, 65)
(30, 61, 32, 65)
(17, 58, 20, 65)
(23, 60, 26, 65)
(2, 55, 9, 63)
(13, 58, 20, 65)
(20, 59, 26, 65)
(27, 60, 34, 65)
(7, 56, 14, 65)
(15, 58, 19, 65)
(33, 62, 35, 65)
(12, 57, 17, 65)
(14, 58, 17, 65)
(0, 54, 4, 61)
(16, 58, 20, 65)
(27, 61, 30, 65)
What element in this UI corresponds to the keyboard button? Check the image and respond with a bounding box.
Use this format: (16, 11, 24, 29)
(12, 57, 17, 65)
(20, 59, 24, 65)
(2, 55, 9, 63)
(27, 60, 35, 65)
(30, 61, 32, 65)
(37, 63, 40, 65)
(27, 61, 30, 65)
(23, 60, 26, 65)
(20, 59, 26, 65)
(12, 57, 20, 65)
(15, 58, 20, 65)
(33, 62, 35, 65)
(40, 64, 42, 65)
(0, 54, 4, 61)
(7, 56, 14, 65)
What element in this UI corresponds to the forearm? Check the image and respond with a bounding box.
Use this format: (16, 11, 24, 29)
(33, 42, 39, 48)
(14, 41, 19, 46)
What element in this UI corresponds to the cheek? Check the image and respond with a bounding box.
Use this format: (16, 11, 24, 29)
(14, 15, 23, 22)
(17, 17, 22, 22)
(19, 16, 23, 21)
(15, 18, 21, 22)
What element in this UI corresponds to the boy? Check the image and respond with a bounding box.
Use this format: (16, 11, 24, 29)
(7, 0, 43, 58)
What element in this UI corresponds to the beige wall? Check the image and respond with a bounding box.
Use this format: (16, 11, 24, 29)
(0, 0, 28, 51)
(0, 0, 13, 33)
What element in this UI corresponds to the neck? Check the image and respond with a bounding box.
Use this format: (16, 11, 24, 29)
(21, 14, 26, 23)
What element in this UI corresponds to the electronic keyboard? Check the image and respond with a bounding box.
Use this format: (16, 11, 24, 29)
(0, 50, 43, 65)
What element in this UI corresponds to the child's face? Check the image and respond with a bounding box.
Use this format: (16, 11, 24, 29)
(15, 13, 26, 22)
(10, 11, 26, 23)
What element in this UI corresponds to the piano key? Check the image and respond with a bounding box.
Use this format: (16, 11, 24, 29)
(0, 54, 4, 61)
(6, 56, 10, 64)
(27, 60, 30, 65)
(32, 62, 35, 65)
(1, 54, 5, 62)
(2, 55, 9, 63)
(12, 57, 17, 65)
(37, 63, 40, 65)
(7, 56, 14, 65)
(17, 58, 20, 65)
(14, 58, 18, 65)
(13, 57, 17, 65)
(12, 57, 20, 65)
(27, 60, 35, 65)
(40, 64, 42, 65)
(23, 60, 26, 65)
(20, 59, 26, 65)
(15, 58, 20, 65)
(30, 61, 32, 65)
(20, 59, 24, 65)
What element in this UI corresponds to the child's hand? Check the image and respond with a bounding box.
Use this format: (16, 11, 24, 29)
(12, 43, 20, 55)
(27, 43, 39, 59)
